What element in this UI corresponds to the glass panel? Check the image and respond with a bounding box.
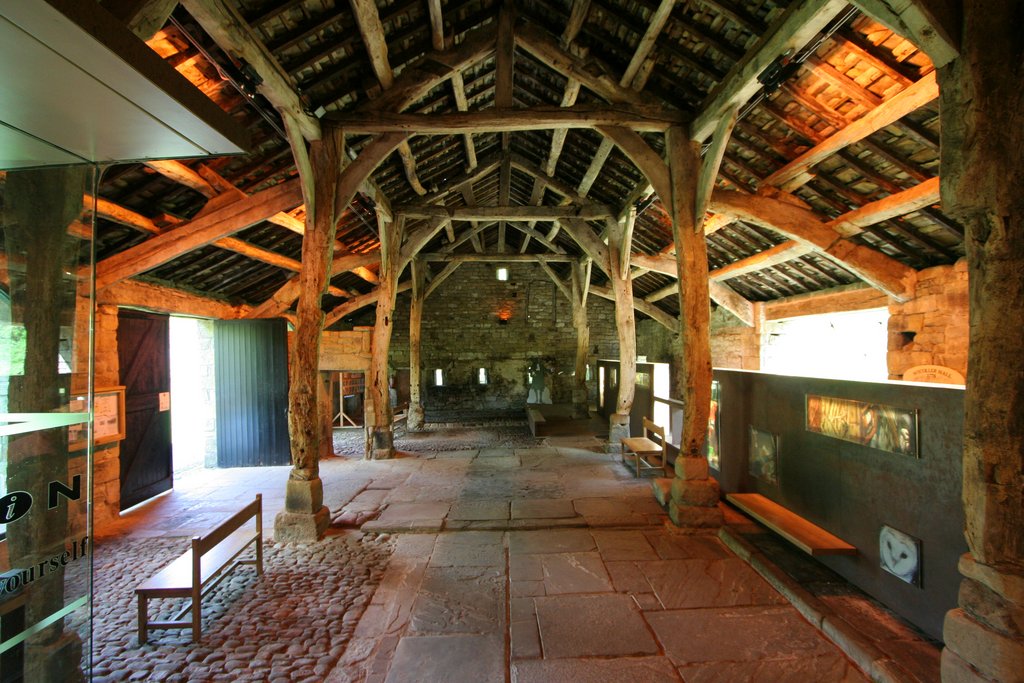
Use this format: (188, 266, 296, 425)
(1, 164, 95, 680)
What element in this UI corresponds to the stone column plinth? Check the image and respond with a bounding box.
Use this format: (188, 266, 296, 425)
(274, 477, 329, 542)
(407, 403, 424, 431)
(941, 554, 1024, 682)
(668, 456, 722, 528)
(607, 412, 629, 454)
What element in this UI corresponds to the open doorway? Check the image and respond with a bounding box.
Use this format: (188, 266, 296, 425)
(169, 316, 216, 476)
(330, 371, 366, 428)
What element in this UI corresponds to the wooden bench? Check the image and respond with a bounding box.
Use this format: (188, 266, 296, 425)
(136, 494, 263, 645)
(621, 417, 670, 478)
(726, 493, 857, 556)
(527, 407, 547, 437)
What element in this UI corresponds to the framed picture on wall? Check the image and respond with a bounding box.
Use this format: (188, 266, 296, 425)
(68, 386, 126, 450)
(748, 426, 779, 485)
(705, 380, 721, 470)
(879, 524, 922, 586)
(805, 395, 919, 457)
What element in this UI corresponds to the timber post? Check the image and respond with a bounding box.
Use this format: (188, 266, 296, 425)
(666, 126, 722, 528)
(275, 127, 341, 543)
(937, 2, 1024, 680)
(606, 217, 637, 452)
(5, 166, 89, 682)
(571, 259, 592, 419)
(367, 215, 403, 459)
(407, 258, 426, 430)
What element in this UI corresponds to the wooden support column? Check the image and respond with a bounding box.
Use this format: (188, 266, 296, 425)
(571, 259, 592, 418)
(937, 3, 1024, 681)
(5, 166, 88, 682)
(606, 218, 637, 452)
(666, 125, 722, 529)
(367, 215, 403, 459)
(276, 128, 343, 543)
(407, 258, 426, 431)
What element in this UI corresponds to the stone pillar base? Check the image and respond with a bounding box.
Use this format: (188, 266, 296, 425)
(572, 388, 589, 419)
(370, 426, 395, 460)
(285, 477, 323, 512)
(943, 607, 1024, 682)
(274, 507, 330, 542)
(407, 403, 424, 431)
(606, 413, 629, 454)
(669, 500, 723, 528)
(26, 630, 83, 683)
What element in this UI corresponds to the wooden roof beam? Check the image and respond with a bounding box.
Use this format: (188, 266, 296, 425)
(323, 281, 412, 328)
(331, 104, 686, 134)
(848, 0, 959, 68)
(181, 0, 319, 141)
(630, 252, 755, 325)
(348, 0, 427, 196)
(247, 248, 381, 318)
(144, 160, 217, 198)
(515, 22, 654, 108)
(826, 177, 941, 237)
(419, 253, 577, 263)
(709, 188, 917, 300)
(690, 0, 850, 142)
(98, 279, 252, 319)
(590, 284, 678, 332)
(761, 71, 939, 189)
(396, 205, 614, 222)
(96, 179, 304, 291)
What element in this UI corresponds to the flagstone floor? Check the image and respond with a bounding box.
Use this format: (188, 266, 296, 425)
(97, 426, 939, 682)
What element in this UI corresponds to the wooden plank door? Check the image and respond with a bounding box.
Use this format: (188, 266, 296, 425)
(117, 310, 172, 510)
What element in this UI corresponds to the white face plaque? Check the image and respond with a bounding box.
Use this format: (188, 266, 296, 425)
(879, 525, 921, 586)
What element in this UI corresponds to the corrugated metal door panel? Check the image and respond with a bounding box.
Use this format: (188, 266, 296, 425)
(214, 319, 290, 467)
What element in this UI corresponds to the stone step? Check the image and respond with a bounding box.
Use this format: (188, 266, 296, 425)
(651, 478, 672, 507)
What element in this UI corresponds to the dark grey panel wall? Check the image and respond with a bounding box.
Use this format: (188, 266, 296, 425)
(713, 369, 967, 640)
(214, 319, 290, 467)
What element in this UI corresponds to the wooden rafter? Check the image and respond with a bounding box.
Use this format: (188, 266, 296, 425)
(330, 104, 687, 134)
(395, 205, 614, 222)
(848, 0, 959, 67)
(96, 179, 304, 290)
(762, 71, 939, 189)
(709, 189, 916, 300)
(348, 0, 427, 195)
(181, 0, 320, 141)
(690, 0, 849, 142)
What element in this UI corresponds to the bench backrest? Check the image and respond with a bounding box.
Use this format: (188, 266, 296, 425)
(642, 417, 665, 444)
(194, 494, 262, 556)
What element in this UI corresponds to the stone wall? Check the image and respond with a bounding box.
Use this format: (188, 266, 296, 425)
(886, 261, 968, 380)
(709, 305, 761, 370)
(636, 319, 675, 363)
(637, 304, 761, 371)
(92, 303, 121, 526)
(389, 262, 620, 419)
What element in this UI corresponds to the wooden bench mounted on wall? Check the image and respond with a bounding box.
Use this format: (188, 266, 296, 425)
(136, 494, 263, 644)
(726, 493, 857, 556)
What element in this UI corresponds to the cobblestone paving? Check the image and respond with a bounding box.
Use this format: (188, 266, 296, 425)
(85, 532, 392, 682)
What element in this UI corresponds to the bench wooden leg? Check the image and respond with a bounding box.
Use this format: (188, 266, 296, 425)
(192, 587, 202, 644)
(137, 594, 148, 645)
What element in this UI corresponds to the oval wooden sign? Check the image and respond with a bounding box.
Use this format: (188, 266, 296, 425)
(903, 364, 965, 385)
